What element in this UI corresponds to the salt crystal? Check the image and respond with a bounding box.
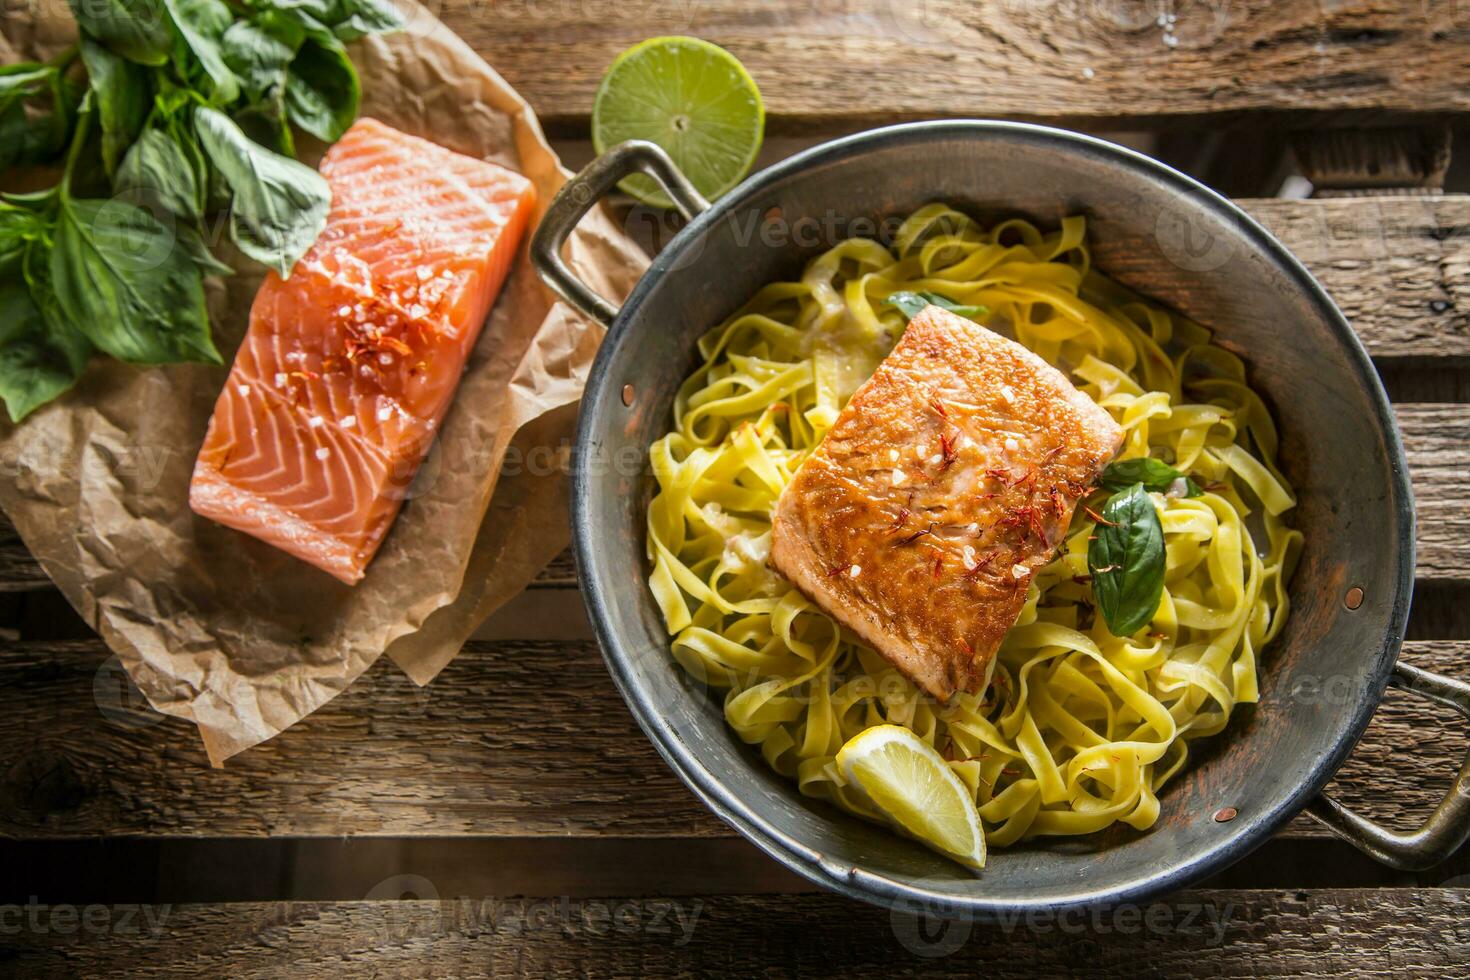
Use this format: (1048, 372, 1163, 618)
(417, 267, 431, 281)
(236, 384, 251, 396)
(1012, 565, 1029, 580)
(341, 416, 357, 428)
(929, 453, 942, 466)
(892, 468, 907, 486)
(377, 406, 392, 421)
(337, 306, 351, 317)
(998, 384, 1016, 403)
(1004, 437, 1020, 452)
(966, 522, 979, 534)
(848, 564, 862, 578)
(274, 372, 287, 386)
(888, 449, 899, 463)
(314, 447, 330, 460)
(308, 416, 324, 429)
(1082, 66, 1095, 80)
(378, 353, 394, 366)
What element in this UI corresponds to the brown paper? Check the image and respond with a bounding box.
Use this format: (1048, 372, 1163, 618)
(0, 2, 646, 763)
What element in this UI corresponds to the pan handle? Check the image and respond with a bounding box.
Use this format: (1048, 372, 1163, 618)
(530, 140, 711, 329)
(1306, 661, 1470, 870)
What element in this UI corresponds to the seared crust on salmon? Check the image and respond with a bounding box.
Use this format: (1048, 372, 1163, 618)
(769, 305, 1123, 700)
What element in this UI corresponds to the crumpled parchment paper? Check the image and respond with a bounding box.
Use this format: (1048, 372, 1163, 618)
(0, 1, 645, 764)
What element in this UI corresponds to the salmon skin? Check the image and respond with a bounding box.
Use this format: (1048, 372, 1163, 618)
(189, 118, 537, 585)
(770, 305, 1123, 700)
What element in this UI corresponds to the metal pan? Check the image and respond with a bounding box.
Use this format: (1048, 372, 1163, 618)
(531, 121, 1470, 916)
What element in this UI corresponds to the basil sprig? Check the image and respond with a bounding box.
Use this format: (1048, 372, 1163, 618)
(0, 0, 403, 422)
(885, 290, 988, 322)
(1100, 457, 1202, 497)
(1087, 482, 1166, 637)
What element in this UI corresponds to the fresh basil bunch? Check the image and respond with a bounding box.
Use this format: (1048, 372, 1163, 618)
(0, 0, 403, 422)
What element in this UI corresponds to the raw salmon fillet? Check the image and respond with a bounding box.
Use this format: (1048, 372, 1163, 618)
(189, 118, 537, 584)
(770, 305, 1123, 700)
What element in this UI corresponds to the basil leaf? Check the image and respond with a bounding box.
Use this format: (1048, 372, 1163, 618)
(327, 0, 404, 40)
(79, 39, 149, 175)
(1087, 482, 1166, 637)
(176, 224, 235, 277)
(193, 105, 329, 277)
(0, 275, 92, 422)
(285, 32, 359, 142)
(162, 0, 241, 102)
(1101, 457, 1203, 497)
(885, 290, 988, 322)
(0, 203, 41, 275)
(68, 0, 173, 66)
(0, 67, 75, 170)
(116, 127, 202, 223)
(50, 196, 220, 364)
(221, 15, 302, 103)
(0, 64, 54, 97)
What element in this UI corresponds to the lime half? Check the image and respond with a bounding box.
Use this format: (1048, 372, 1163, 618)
(592, 36, 764, 209)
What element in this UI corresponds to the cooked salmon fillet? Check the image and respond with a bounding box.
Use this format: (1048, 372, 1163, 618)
(189, 118, 537, 584)
(770, 305, 1123, 700)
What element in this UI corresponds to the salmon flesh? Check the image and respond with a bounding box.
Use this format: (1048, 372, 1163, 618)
(770, 305, 1124, 700)
(189, 118, 537, 584)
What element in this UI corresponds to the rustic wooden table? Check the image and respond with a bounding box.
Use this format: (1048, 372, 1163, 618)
(4, 2, 1470, 976)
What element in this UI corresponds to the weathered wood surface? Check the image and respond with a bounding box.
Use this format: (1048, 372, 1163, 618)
(4, 890, 1468, 978)
(2, 633, 1464, 842)
(438, 1, 1470, 131)
(7, 400, 1470, 595)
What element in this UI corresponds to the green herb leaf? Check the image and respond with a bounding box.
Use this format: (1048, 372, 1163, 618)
(68, 0, 173, 66)
(285, 32, 359, 142)
(221, 15, 302, 102)
(0, 275, 93, 423)
(885, 290, 988, 322)
(1100, 457, 1203, 497)
(193, 105, 329, 277)
(0, 204, 42, 275)
(116, 126, 202, 223)
(327, 0, 404, 41)
(175, 224, 235, 276)
(162, 0, 241, 102)
(79, 39, 149, 175)
(49, 196, 220, 364)
(0, 66, 75, 170)
(1087, 482, 1166, 637)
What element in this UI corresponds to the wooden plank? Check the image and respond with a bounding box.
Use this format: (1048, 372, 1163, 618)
(439, 1, 1470, 131)
(7, 401, 1470, 594)
(1, 635, 1464, 842)
(3, 891, 1467, 977)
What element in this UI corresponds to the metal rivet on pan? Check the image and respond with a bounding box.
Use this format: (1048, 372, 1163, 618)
(764, 205, 783, 223)
(1344, 587, 1364, 610)
(621, 384, 635, 407)
(1213, 807, 1238, 823)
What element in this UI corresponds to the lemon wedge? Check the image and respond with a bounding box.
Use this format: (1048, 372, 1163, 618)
(836, 725, 987, 870)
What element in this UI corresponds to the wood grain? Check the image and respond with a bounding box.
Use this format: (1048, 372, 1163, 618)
(7, 400, 1470, 593)
(1, 635, 1464, 842)
(3, 890, 1468, 978)
(435, 0, 1470, 131)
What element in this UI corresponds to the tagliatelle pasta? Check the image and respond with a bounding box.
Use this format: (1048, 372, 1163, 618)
(645, 204, 1302, 850)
